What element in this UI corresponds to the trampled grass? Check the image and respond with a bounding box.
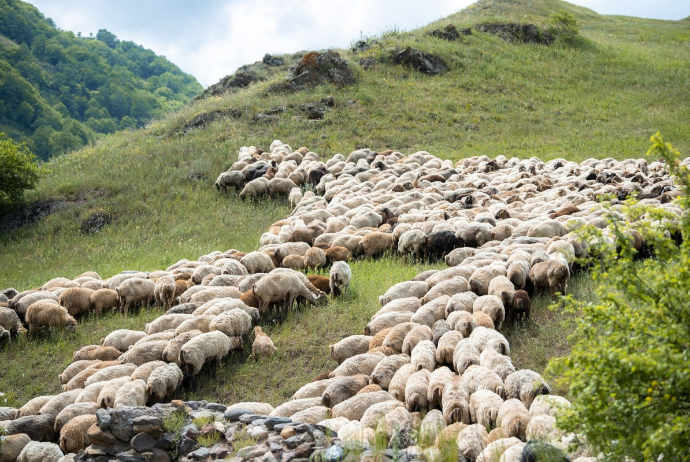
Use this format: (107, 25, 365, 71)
(1, 0, 687, 407)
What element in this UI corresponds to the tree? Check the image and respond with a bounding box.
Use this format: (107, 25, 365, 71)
(96, 29, 119, 49)
(549, 11, 580, 43)
(548, 133, 690, 461)
(0, 134, 44, 207)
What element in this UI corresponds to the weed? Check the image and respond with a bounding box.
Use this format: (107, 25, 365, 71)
(162, 412, 186, 433)
(193, 416, 215, 429)
(197, 431, 221, 447)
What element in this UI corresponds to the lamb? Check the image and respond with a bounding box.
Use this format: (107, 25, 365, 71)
(58, 288, 94, 317)
(361, 232, 396, 259)
(427, 366, 454, 409)
(0, 325, 10, 344)
(0, 433, 30, 462)
(101, 329, 147, 353)
(241, 252, 276, 274)
(435, 331, 464, 366)
(304, 247, 327, 269)
(473, 295, 506, 330)
(388, 363, 415, 402)
(19, 396, 53, 417)
(378, 281, 428, 306)
(324, 246, 351, 263)
(456, 424, 489, 461)
(321, 374, 370, 407)
(252, 326, 277, 359)
(496, 399, 530, 439)
(469, 389, 504, 430)
(146, 362, 184, 404)
(116, 278, 155, 315)
(369, 354, 411, 389)
(179, 331, 236, 376)
(84, 364, 137, 386)
(470, 327, 510, 355)
(405, 369, 431, 411)
(289, 187, 303, 207)
(368, 327, 392, 349)
(329, 261, 352, 297)
(508, 290, 531, 324)
(25, 302, 77, 335)
(16, 441, 63, 462)
(154, 276, 176, 310)
(442, 375, 471, 424)
(329, 335, 373, 364)
(462, 365, 505, 398)
(400, 324, 432, 355)
(162, 330, 202, 365)
(453, 338, 481, 374)
(0, 307, 22, 335)
(479, 347, 515, 381)
(38, 390, 82, 417)
(209, 308, 253, 338)
(73, 345, 123, 362)
(329, 352, 385, 378)
(281, 254, 305, 270)
(529, 259, 569, 298)
(411, 340, 436, 371)
(145, 314, 193, 334)
(118, 340, 168, 366)
(130, 360, 167, 382)
(58, 414, 96, 453)
(114, 379, 147, 408)
(331, 390, 396, 421)
(504, 369, 551, 409)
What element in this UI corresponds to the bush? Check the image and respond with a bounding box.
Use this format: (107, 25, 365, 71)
(549, 133, 690, 460)
(549, 11, 580, 42)
(0, 134, 44, 207)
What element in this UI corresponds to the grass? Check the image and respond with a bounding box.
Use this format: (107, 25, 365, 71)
(1, 0, 687, 408)
(162, 411, 186, 433)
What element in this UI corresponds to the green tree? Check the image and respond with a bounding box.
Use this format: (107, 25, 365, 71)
(549, 133, 690, 461)
(549, 11, 580, 43)
(96, 29, 119, 49)
(0, 134, 44, 207)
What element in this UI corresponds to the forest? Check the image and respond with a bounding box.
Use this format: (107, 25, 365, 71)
(0, 0, 202, 159)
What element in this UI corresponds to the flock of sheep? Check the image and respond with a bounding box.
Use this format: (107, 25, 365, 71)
(0, 139, 685, 462)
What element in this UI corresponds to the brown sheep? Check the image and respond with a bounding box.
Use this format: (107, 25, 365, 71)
(369, 327, 392, 349)
(529, 260, 569, 298)
(73, 345, 122, 361)
(281, 254, 306, 270)
(58, 288, 94, 317)
(59, 414, 97, 453)
(241, 290, 260, 309)
(472, 311, 495, 330)
(174, 280, 188, 300)
(361, 232, 396, 259)
(306, 275, 331, 294)
(325, 246, 351, 263)
(304, 247, 327, 269)
(89, 289, 118, 315)
(548, 204, 580, 219)
(508, 290, 531, 324)
(252, 326, 277, 359)
(25, 302, 77, 335)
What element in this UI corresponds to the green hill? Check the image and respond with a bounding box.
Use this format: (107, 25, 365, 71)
(0, 0, 688, 407)
(0, 0, 202, 159)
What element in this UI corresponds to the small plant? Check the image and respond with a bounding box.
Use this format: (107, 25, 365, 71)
(162, 412, 186, 433)
(192, 415, 215, 429)
(197, 431, 221, 447)
(228, 426, 257, 457)
(549, 11, 580, 43)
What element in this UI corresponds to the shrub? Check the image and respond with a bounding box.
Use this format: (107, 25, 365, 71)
(548, 133, 690, 460)
(549, 11, 580, 42)
(0, 134, 45, 208)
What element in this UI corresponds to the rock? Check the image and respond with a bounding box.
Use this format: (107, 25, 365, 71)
(393, 47, 448, 76)
(266, 106, 286, 115)
(227, 457, 244, 462)
(475, 23, 554, 44)
(298, 432, 314, 444)
(270, 442, 284, 453)
(294, 443, 313, 459)
(80, 209, 112, 235)
(177, 436, 200, 456)
(189, 410, 218, 421)
(253, 114, 281, 123)
(96, 409, 112, 430)
(349, 39, 379, 54)
(263, 54, 284, 66)
(248, 425, 269, 441)
(204, 402, 227, 412)
(155, 432, 177, 450)
(181, 108, 242, 134)
(199, 68, 264, 99)
(323, 445, 345, 462)
(300, 103, 327, 120)
(240, 413, 267, 423)
(273, 423, 289, 433)
(238, 444, 269, 459)
(359, 57, 376, 71)
(131, 432, 156, 452)
(87, 424, 116, 446)
(281, 426, 297, 439)
(252, 418, 267, 426)
(199, 423, 218, 438)
(132, 416, 164, 438)
(109, 408, 153, 441)
(0, 200, 66, 235)
(213, 421, 226, 434)
(225, 408, 252, 421)
(262, 451, 279, 462)
(430, 24, 460, 41)
(116, 453, 146, 462)
(271, 50, 355, 93)
(284, 436, 300, 449)
(150, 448, 171, 462)
(265, 416, 292, 430)
(211, 444, 231, 459)
(460, 28, 472, 35)
(188, 447, 210, 460)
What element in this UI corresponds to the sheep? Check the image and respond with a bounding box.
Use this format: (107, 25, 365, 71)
(496, 399, 530, 439)
(74, 381, 109, 404)
(331, 390, 396, 421)
(116, 278, 155, 315)
(154, 276, 176, 310)
(469, 265, 507, 296)
(447, 310, 476, 338)
(101, 329, 147, 352)
(43, 277, 79, 291)
(473, 311, 495, 329)
(0, 407, 19, 420)
(463, 365, 505, 399)
(37, 390, 81, 418)
(432, 319, 451, 345)
(270, 398, 324, 418)
(0, 307, 22, 335)
(377, 297, 422, 319)
(58, 414, 96, 453)
(214, 170, 244, 194)
(410, 296, 448, 328)
(72, 345, 123, 362)
(422, 277, 469, 304)
(321, 374, 370, 407)
(252, 271, 326, 315)
(19, 396, 53, 417)
(398, 229, 427, 260)
(436, 331, 464, 366)
(364, 311, 413, 336)
(360, 400, 410, 434)
(95, 377, 131, 408)
(470, 327, 510, 355)
(507, 260, 530, 291)
(145, 314, 193, 334)
(252, 326, 277, 359)
(329, 261, 352, 297)
(281, 254, 305, 270)
(475, 437, 522, 462)
(174, 315, 215, 336)
(329, 352, 385, 378)
(84, 364, 137, 386)
(179, 331, 236, 376)
(324, 246, 351, 263)
(427, 366, 454, 409)
(25, 302, 77, 335)
(210, 308, 253, 338)
(12, 292, 58, 318)
(446, 291, 479, 317)
(304, 247, 327, 270)
(113, 379, 147, 408)
(400, 324, 432, 355)
(189, 286, 242, 304)
(146, 362, 184, 404)
(289, 187, 303, 207)
(290, 406, 332, 424)
(405, 368, 431, 411)
(525, 414, 560, 443)
(453, 338, 481, 374)
(129, 361, 167, 383)
(16, 441, 63, 462)
(241, 252, 276, 273)
(118, 340, 168, 366)
(0, 433, 31, 462)
(442, 375, 471, 424)
(62, 361, 121, 391)
(456, 424, 489, 461)
(529, 259, 569, 298)
(469, 389, 504, 431)
(473, 295, 506, 330)
(487, 276, 515, 311)
(379, 281, 429, 306)
(528, 395, 571, 418)
(162, 330, 201, 365)
(369, 327, 392, 349)
(411, 340, 436, 372)
(388, 363, 415, 402)
(292, 378, 338, 400)
(361, 232, 396, 259)
(239, 177, 269, 201)
(134, 331, 175, 345)
(369, 354, 411, 389)
(508, 290, 531, 324)
(267, 177, 298, 198)
(329, 335, 373, 364)
(5, 414, 56, 442)
(504, 369, 551, 409)
(479, 347, 515, 381)
(57, 288, 94, 317)
(0, 325, 10, 344)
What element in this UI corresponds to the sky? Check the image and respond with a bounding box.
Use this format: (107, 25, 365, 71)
(25, 0, 690, 87)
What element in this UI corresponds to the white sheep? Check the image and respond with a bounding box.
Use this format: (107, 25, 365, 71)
(146, 362, 184, 404)
(469, 389, 504, 430)
(329, 261, 352, 297)
(453, 338, 481, 374)
(114, 379, 147, 408)
(179, 331, 237, 376)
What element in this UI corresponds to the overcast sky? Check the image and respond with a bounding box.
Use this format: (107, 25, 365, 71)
(26, 0, 690, 87)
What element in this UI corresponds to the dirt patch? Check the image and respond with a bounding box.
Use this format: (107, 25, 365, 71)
(0, 201, 67, 235)
(475, 23, 554, 44)
(392, 47, 448, 76)
(181, 108, 242, 134)
(80, 209, 112, 235)
(268, 50, 356, 93)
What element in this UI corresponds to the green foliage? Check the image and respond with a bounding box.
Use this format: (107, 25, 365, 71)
(0, 0, 202, 159)
(549, 11, 580, 42)
(197, 431, 221, 448)
(548, 135, 690, 460)
(192, 416, 214, 429)
(0, 132, 44, 206)
(161, 411, 186, 433)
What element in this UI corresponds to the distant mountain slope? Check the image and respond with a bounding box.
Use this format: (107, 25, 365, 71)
(0, 0, 202, 159)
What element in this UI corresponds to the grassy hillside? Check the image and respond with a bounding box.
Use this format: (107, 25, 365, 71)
(1, 0, 687, 407)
